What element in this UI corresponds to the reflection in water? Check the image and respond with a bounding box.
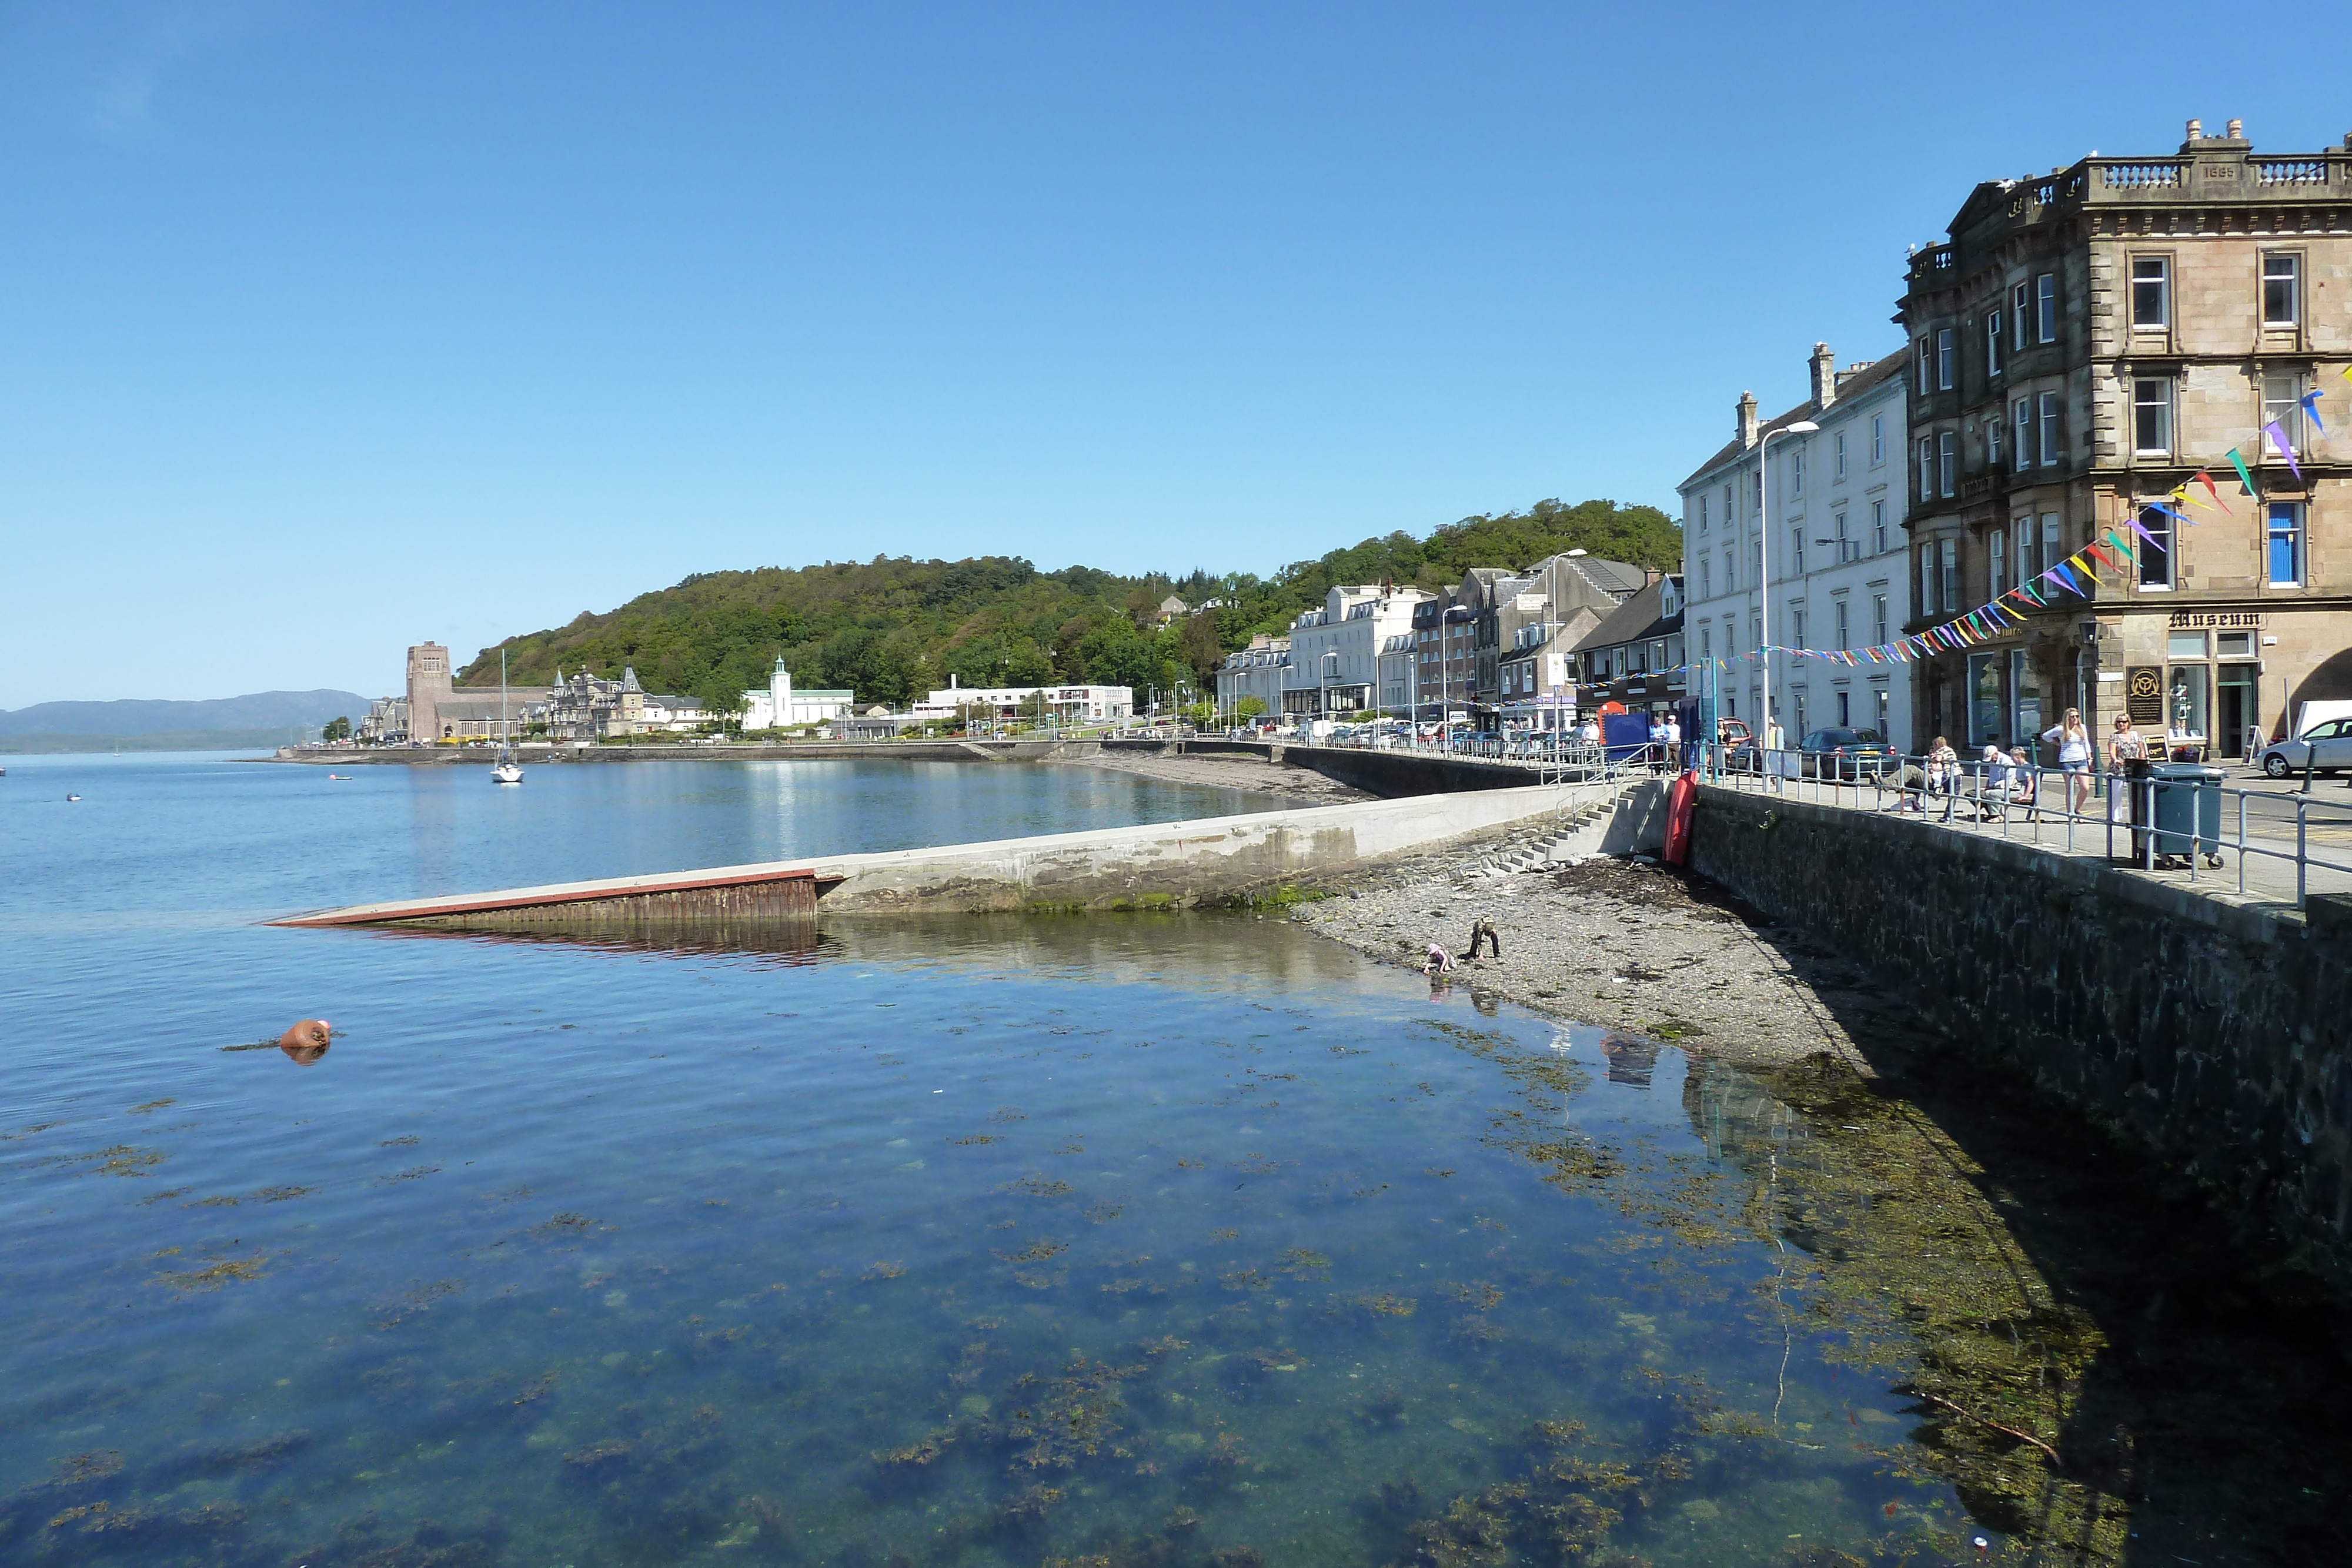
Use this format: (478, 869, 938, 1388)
(275, 1018, 333, 1064)
(4, 912, 2343, 1566)
(1599, 1031, 1661, 1087)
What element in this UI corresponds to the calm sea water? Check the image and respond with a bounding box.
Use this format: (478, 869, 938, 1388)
(4, 754, 1991, 1566)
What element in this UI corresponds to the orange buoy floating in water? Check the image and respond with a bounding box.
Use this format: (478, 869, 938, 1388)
(277, 1019, 333, 1064)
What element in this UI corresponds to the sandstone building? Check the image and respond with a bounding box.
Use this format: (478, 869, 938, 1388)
(1899, 121, 2352, 755)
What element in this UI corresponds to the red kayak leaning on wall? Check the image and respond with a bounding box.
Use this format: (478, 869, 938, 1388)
(1661, 770, 1698, 865)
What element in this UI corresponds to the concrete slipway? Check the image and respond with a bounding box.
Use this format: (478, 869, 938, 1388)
(273, 780, 1653, 931)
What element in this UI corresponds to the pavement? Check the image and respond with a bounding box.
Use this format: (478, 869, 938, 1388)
(1708, 763, 2352, 912)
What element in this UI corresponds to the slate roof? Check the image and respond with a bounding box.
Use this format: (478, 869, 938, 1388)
(1677, 349, 1907, 489)
(1569, 577, 1683, 655)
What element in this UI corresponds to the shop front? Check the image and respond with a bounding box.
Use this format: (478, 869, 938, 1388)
(2154, 612, 2266, 760)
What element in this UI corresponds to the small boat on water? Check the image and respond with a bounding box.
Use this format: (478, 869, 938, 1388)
(492, 651, 524, 785)
(65, 793, 80, 801)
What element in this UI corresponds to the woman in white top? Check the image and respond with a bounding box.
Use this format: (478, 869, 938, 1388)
(2042, 708, 2093, 818)
(1926, 735, 1960, 820)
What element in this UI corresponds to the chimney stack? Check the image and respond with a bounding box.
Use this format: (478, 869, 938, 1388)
(1809, 342, 1836, 409)
(2186, 118, 2203, 141)
(2226, 118, 2243, 140)
(1737, 392, 1759, 449)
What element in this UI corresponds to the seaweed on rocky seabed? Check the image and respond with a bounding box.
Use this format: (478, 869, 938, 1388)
(1683, 1047, 2352, 1565)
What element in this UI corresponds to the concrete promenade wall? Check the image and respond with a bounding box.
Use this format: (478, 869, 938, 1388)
(274, 736, 1552, 796)
(1688, 783, 2352, 1280)
(278, 783, 1602, 930)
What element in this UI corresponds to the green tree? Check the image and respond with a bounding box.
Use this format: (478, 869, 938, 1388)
(449, 497, 1679, 704)
(1235, 696, 1267, 720)
(694, 678, 747, 732)
(321, 716, 352, 743)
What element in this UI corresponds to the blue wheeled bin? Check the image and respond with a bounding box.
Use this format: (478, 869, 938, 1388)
(2147, 761, 2225, 868)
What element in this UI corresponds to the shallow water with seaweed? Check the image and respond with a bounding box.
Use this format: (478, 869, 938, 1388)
(19, 754, 2341, 1567)
(5, 894, 2000, 1567)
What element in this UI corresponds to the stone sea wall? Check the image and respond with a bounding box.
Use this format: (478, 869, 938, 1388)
(1688, 784, 2352, 1283)
(278, 783, 1616, 928)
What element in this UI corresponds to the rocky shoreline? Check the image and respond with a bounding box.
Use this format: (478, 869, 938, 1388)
(1284, 821, 1926, 1073)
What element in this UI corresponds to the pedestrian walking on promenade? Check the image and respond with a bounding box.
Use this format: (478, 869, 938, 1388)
(1926, 735, 1960, 821)
(2042, 708, 2093, 819)
(2106, 714, 2148, 824)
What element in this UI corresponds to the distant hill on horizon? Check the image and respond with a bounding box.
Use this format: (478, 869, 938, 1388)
(455, 497, 1680, 713)
(0, 689, 370, 741)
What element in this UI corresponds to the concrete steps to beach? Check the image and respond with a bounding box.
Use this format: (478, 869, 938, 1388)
(1463, 782, 1663, 878)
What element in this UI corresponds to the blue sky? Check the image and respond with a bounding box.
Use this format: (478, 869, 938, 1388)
(5, 1, 2349, 706)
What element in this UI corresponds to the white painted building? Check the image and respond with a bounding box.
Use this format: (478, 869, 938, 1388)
(740, 657, 858, 730)
(1678, 343, 1913, 746)
(1281, 585, 1432, 715)
(910, 683, 1132, 723)
(1214, 634, 1292, 717)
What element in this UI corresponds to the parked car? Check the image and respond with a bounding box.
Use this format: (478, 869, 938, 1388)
(2256, 717, 2352, 778)
(1798, 727, 1897, 780)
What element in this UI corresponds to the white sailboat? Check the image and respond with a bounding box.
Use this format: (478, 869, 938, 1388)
(492, 650, 524, 785)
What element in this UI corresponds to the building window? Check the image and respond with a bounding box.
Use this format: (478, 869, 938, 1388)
(2263, 254, 2300, 326)
(2036, 273, 2057, 343)
(2263, 373, 2305, 452)
(1919, 439, 1935, 502)
(2133, 377, 2173, 455)
(1837, 689, 1851, 728)
(1700, 557, 1711, 599)
(1790, 446, 1804, 496)
(1919, 547, 1935, 616)
(2014, 516, 2035, 580)
(1872, 499, 1887, 554)
(1698, 493, 1709, 531)
(1871, 413, 1885, 464)
(2131, 256, 2170, 328)
(2037, 392, 2062, 467)
(1939, 539, 1959, 614)
(1791, 608, 1805, 650)
(1916, 336, 1932, 394)
(2040, 514, 2062, 588)
(1986, 310, 2004, 377)
(2269, 502, 2304, 586)
(2138, 505, 2172, 589)
(1989, 410, 2003, 467)
(1723, 483, 1733, 523)
(1834, 598, 1849, 649)
(1790, 526, 1806, 576)
(1936, 329, 1955, 390)
(2012, 280, 2030, 349)
(1835, 431, 1847, 479)
(1937, 432, 1957, 497)
(1833, 511, 1849, 561)
(1723, 549, 1735, 592)
(1872, 593, 1888, 646)
(1989, 529, 2006, 598)
(1700, 626, 1712, 661)
(2013, 396, 2033, 469)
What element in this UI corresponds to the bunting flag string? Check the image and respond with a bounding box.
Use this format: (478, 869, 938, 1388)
(1629, 374, 2346, 682)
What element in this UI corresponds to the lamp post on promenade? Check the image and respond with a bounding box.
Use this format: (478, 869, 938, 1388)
(1757, 420, 1819, 754)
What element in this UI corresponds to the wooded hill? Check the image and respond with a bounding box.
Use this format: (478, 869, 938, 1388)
(456, 497, 1678, 714)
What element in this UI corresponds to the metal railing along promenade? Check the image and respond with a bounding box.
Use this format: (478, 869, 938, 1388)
(1702, 746, 2352, 910)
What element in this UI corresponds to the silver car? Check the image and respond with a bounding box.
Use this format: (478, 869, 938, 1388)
(2257, 718, 2352, 778)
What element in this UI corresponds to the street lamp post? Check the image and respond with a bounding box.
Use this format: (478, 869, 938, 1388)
(1757, 419, 1819, 759)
